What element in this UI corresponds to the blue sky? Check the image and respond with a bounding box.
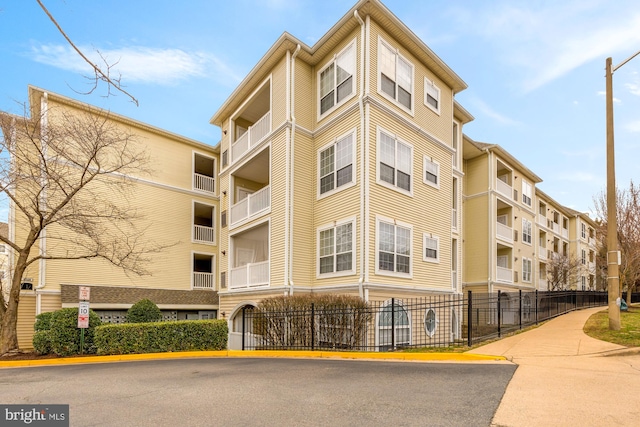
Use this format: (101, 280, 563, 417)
(1, 0, 640, 218)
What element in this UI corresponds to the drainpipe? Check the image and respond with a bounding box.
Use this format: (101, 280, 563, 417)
(36, 92, 48, 314)
(355, 10, 366, 299)
(289, 44, 301, 296)
(284, 50, 291, 290)
(483, 147, 492, 292)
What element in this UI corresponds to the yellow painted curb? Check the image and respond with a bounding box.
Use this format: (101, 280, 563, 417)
(0, 350, 505, 368)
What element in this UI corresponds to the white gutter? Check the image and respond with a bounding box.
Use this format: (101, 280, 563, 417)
(36, 92, 48, 295)
(355, 10, 366, 299)
(289, 44, 301, 296)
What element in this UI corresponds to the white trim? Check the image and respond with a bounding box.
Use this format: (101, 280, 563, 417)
(376, 126, 413, 197)
(191, 200, 216, 246)
(377, 36, 415, 116)
(192, 150, 217, 195)
(522, 217, 532, 246)
(317, 128, 357, 199)
(316, 216, 357, 278)
(317, 38, 358, 121)
(424, 307, 438, 337)
(522, 257, 532, 283)
(375, 215, 413, 278)
(191, 250, 217, 290)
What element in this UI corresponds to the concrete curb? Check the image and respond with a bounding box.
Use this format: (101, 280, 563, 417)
(0, 350, 507, 368)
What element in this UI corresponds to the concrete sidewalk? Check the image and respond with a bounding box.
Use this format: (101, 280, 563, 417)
(469, 306, 640, 427)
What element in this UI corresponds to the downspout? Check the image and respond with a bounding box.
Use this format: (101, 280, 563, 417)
(355, 10, 366, 299)
(289, 44, 301, 296)
(484, 147, 492, 292)
(36, 92, 48, 314)
(284, 50, 291, 290)
(364, 14, 372, 288)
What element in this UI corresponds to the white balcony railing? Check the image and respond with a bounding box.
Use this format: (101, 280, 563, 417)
(194, 173, 215, 193)
(193, 225, 215, 244)
(496, 266, 513, 283)
(496, 222, 513, 242)
(538, 214, 547, 227)
(562, 228, 569, 238)
(193, 272, 214, 289)
(230, 186, 270, 225)
(551, 222, 560, 233)
(231, 111, 271, 163)
(229, 260, 270, 289)
(496, 179, 512, 198)
(589, 237, 596, 246)
(539, 247, 547, 261)
(588, 261, 595, 271)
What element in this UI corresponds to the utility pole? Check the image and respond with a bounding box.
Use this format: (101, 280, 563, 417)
(605, 56, 621, 330)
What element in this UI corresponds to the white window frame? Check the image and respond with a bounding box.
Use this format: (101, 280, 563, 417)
(192, 200, 216, 246)
(424, 78, 441, 115)
(318, 39, 357, 119)
(377, 128, 413, 196)
(317, 217, 356, 278)
(522, 258, 532, 283)
(424, 308, 438, 337)
(423, 234, 439, 263)
(375, 216, 412, 278)
(378, 37, 414, 114)
(192, 151, 217, 194)
(581, 223, 587, 239)
(317, 129, 356, 198)
(376, 300, 411, 350)
(522, 180, 532, 207)
(582, 249, 586, 265)
(423, 156, 440, 189)
(522, 218, 532, 245)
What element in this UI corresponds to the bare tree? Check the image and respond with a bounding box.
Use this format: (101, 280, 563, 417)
(546, 253, 585, 291)
(36, 0, 139, 105)
(0, 101, 165, 354)
(593, 181, 640, 303)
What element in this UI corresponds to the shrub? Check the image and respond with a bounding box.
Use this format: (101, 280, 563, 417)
(95, 319, 228, 355)
(48, 307, 102, 356)
(34, 311, 54, 332)
(127, 299, 162, 323)
(254, 294, 370, 350)
(32, 331, 52, 355)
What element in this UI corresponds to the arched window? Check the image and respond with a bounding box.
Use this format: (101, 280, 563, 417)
(377, 300, 410, 351)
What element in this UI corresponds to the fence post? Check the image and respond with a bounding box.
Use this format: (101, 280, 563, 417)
(311, 303, 315, 351)
(242, 306, 246, 351)
(497, 290, 502, 338)
(519, 290, 522, 330)
(391, 298, 396, 351)
(467, 290, 473, 347)
(535, 290, 539, 325)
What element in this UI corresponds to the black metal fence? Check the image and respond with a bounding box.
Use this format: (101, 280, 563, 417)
(238, 290, 607, 352)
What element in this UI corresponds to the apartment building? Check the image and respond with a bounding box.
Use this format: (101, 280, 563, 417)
(462, 136, 598, 295)
(11, 87, 220, 348)
(209, 0, 474, 347)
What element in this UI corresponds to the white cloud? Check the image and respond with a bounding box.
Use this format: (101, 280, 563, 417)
(469, 98, 521, 126)
(624, 120, 640, 133)
(625, 82, 640, 96)
(596, 91, 621, 103)
(29, 44, 243, 86)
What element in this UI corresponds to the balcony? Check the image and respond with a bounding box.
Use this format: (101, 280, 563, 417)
(194, 173, 215, 193)
(562, 228, 569, 239)
(194, 225, 215, 244)
(496, 221, 513, 243)
(193, 272, 214, 289)
(230, 261, 270, 289)
(496, 266, 513, 283)
(538, 214, 547, 227)
(231, 111, 271, 164)
(538, 278, 548, 291)
(230, 185, 270, 226)
(539, 247, 547, 261)
(496, 178, 512, 199)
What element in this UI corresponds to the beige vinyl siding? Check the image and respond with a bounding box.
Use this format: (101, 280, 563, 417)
(291, 132, 315, 286)
(366, 105, 452, 290)
(294, 60, 314, 131)
(40, 292, 62, 313)
(463, 196, 489, 284)
(464, 155, 489, 196)
(267, 130, 287, 287)
(17, 294, 36, 349)
(271, 56, 288, 130)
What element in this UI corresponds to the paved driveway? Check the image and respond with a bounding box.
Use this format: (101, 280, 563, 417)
(2, 358, 515, 426)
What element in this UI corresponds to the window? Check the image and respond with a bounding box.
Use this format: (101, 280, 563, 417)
(423, 234, 439, 263)
(378, 301, 410, 350)
(424, 308, 438, 337)
(522, 218, 532, 244)
(379, 39, 413, 110)
(318, 131, 355, 196)
(222, 150, 228, 168)
(318, 219, 354, 276)
(378, 130, 412, 193)
(423, 157, 439, 188)
(581, 223, 586, 239)
(319, 41, 356, 116)
(377, 218, 411, 275)
(521, 181, 532, 206)
(424, 79, 441, 114)
(522, 258, 532, 282)
(582, 249, 586, 265)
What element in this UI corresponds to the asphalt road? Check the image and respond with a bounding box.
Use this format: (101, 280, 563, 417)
(1, 358, 516, 426)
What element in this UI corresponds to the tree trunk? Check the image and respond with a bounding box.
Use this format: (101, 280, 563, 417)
(0, 274, 23, 354)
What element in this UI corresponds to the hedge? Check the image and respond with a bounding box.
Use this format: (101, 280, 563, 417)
(127, 299, 162, 323)
(48, 308, 102, 356)
(94, 319, 228, 355)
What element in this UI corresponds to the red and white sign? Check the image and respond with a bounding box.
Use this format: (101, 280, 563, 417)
(78, 301, 90, 328)
(79, 286, 91, 301)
